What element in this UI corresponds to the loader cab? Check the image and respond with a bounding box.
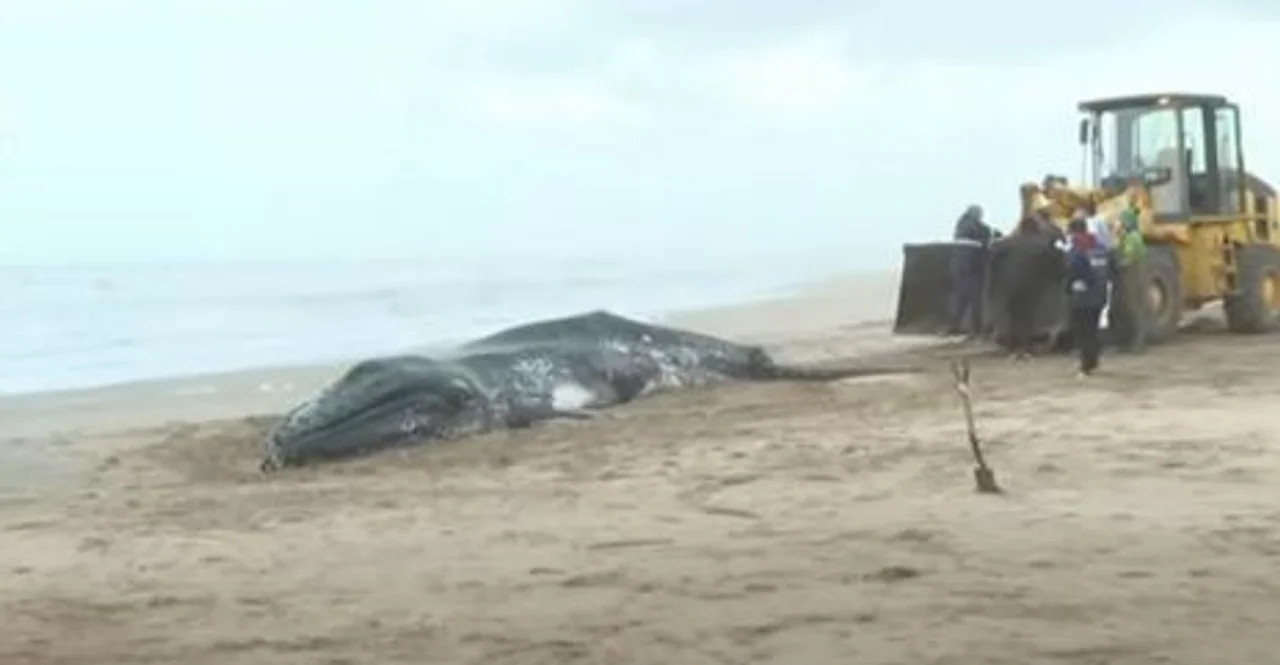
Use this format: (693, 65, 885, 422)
(1078, 93, 1245, 222)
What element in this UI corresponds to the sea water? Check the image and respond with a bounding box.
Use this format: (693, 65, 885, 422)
(0, 250, 853, 395)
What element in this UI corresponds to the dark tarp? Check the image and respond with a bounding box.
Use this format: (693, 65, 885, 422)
(985, 234, 1069, 349)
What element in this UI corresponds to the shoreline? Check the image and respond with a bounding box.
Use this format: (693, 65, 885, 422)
(3, 256, 875, 398)
(0, 268, 905, 440)
(0, 268, 913, 501)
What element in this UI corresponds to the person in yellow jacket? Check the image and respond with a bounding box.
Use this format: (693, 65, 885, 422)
(1113, 208, 1149, 352)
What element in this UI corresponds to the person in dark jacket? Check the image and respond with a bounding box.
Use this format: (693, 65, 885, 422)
(948, 204, 999, 337)
(1064, 218, 1116, 377)
(953, 204, 995, 244)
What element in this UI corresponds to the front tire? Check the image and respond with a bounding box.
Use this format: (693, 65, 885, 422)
(1140, 245, 1182, 344)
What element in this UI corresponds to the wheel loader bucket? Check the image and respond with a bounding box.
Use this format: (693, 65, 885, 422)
(893, 241, 973, 335)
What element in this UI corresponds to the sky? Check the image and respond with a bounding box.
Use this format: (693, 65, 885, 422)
(2, 0, 1280, 266)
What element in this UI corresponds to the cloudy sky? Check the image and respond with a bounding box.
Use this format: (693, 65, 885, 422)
(2, 0, 1279, 265)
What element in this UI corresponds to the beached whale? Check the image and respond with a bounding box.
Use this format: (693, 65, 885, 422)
(260, 310, 916, 469)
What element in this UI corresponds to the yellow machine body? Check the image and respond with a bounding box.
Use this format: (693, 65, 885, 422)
(894, 92, 1280, 343)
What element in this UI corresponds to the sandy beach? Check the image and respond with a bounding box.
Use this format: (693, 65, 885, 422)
(5, 270, 1280, 664)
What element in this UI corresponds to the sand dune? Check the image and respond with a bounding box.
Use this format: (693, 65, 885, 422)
(4, 275, 1280, 664)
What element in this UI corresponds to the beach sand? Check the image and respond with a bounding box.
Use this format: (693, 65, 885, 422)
(5, 270, 1280, 664)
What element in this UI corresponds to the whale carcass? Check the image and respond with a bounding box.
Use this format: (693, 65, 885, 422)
(260, 311, 916, 469)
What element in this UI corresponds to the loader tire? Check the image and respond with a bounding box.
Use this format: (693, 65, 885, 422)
(1143, 245, 1182, 344)
(1225, 244, 1280, 333)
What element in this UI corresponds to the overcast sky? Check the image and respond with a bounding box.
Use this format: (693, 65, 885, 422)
(3, 1, 1279, 265)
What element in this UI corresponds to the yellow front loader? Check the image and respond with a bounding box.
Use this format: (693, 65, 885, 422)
(894, 92, 1280, 347)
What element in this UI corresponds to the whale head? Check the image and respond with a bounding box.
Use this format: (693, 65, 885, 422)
(260, 355, 491, 470)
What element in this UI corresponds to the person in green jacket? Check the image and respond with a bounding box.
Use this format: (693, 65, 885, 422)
(1114, 208, 1149, 352)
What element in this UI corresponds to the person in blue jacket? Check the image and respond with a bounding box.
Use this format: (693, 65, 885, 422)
(1064, 218, 1117, 377)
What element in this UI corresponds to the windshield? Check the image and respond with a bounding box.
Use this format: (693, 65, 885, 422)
(1094, 105, 1180, 186)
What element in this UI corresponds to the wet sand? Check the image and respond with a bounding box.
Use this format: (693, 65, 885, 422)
(4, 273, 1280, 664)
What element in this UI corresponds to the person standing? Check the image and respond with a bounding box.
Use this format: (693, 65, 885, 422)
(1066, 208, 1086, 251)
(1084, 201, 1113, 250)
(1064, 218, 1116, 377)
(1113, 208, 1149, 352)
(949, 204, 998, 337)
(1068, 203, 1112, 251)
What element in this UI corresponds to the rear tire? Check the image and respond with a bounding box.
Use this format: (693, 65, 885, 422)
(1225, 244, 1280, 333)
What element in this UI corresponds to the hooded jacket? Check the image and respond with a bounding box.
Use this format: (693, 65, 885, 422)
(952, 205, 996, 245)
(951, 206, 998, 280)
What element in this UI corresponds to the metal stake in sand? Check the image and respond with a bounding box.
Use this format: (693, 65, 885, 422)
(950, 359, 1002, 494)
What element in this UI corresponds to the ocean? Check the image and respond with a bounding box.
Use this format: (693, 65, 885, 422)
(0, 251, 855, 395)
